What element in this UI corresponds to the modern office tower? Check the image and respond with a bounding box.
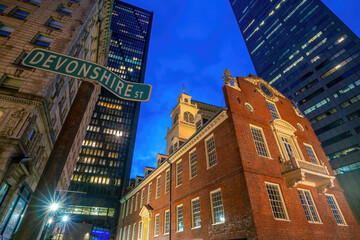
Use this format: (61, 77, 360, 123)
(230, 0, 360, 222)
(65, 1, 153, 238)
(0, 0, 111, 239)
(117, 75, 360, 240)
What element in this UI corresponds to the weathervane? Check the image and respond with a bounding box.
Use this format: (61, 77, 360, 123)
(183, 83, 185, 93)
(222, 69, 240, 90)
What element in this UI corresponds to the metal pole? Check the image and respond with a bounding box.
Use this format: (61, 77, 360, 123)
(14, 81, 95, 240)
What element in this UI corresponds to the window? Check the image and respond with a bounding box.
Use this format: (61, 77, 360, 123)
(326, 194, 346, 225)
(298, 189, 320, 223)
(154, 214, 159, 236)
(176, 161, 182, 187)
(32, 33, 53, 47)
(250, 125, 270, 157)
(267, 101, 280, 119)
(210, 189, 225, 224)
(147, 183, 152, 203)
(304, 144, 318, 164)
(9, 7, 30, 20)
(130, 197, 134, 214)
(189, 149, 198, 178)
(156, 176, 161, 199)
(126, 199, 129, 216)
(164, 210, 170, 234)
(265, 182, 289, 220)
(184, 111, 194, 123)
(0, 74, 24, 90)
(0, 3, 8, 13)
(57, 4, 73, 15)
(121, 202, 126, 219)
(191, 198, 201, 228)
(176, 205, 183, 231)
(165, 169, 170, 193)
(25, 0, 42, 6)
(135, 193, 139, 211)
(132, 223, 136, 240)
(281, 136, 296, 159)
(46, 17, 64, 30)
(138, 221, 142, 239)
(0, 183, 9, 206)
(140, 189, 145, 207)
(206, 135, 217, 168)
(123, 227, 126, 240)
(128, 225, 131, 240)
(0, 24, 15, 37)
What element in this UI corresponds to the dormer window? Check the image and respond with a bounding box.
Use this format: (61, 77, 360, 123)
(195, 120, 202, 130)
(184, 98, 188, 103)
(184, 112, 194, 123)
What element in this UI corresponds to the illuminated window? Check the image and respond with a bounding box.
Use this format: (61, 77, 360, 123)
(0, 3, 8, 13)
(32, 33, 53, 47)
(165, 169, 170, 193)
(138, 221, 142, 239)
(210, 189, 225, 224)
(0, 23, 15, 37)
(156, 176, 161, 199)
(250, 125, 270, 158)
(265, 182, 288, 220)
(205, 135, 217, 168)
(326, 194, 346, 225)
(147, 183, 152, 203)
(266, 101, 280, 119)
(25, 0, 42, 6)
(304, 144, 318, 164)
(9, 7, 30, 20)
(176, 161, 182, 187)
(191, 198, 201, 228)
(176, 205, 183, 231)
(164, 210, 170, 234)
(57, 4, 73, 15)
(298, 189, 320, 223)
(189, 149, 197, 178)
(154, 214, 159, 236)
(46, 17, 64, 30)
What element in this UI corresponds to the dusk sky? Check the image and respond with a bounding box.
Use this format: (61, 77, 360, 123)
(127, 0, 360, 178)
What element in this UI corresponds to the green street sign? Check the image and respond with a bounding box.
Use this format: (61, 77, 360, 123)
(23, 49, 152, 102)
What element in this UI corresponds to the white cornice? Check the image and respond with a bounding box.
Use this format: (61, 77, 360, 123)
(120, 109, 228, 203)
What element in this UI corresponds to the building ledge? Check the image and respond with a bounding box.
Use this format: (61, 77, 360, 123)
(281, 157, 335, 194)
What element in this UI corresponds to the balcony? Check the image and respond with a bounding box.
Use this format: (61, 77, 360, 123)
(281, 157, 335, 194)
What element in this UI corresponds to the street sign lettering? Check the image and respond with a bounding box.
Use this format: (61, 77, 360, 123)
(23, 49, 152, 102)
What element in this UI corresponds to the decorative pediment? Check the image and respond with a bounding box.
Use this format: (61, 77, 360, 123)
(139, 205, 153, 218)
(270, 119, 297, 135)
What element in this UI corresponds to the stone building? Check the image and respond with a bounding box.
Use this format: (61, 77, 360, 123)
(0, 0, 111, 238)
(117, 74, 360, 239)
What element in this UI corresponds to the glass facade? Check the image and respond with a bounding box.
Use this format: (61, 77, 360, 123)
(230, 0, 360, 222)
(67, 0, 153, 237)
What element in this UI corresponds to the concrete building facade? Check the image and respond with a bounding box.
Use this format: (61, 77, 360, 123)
(117, 74, 360, 240)
(0, 0, 111, 239)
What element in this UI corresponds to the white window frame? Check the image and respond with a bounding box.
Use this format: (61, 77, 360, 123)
(249, 124, 271, 158)
(130, 196, 134, 214)
(154, 213, 159, 236)
(265, 182, 289, 221)
(164, 210, 170, 235)
(303, 143, 319, 164)
(132, 223, 136, 240)
(210, 188, 225, 225)
(128, 225, 132, 240)
(156, 176, 161, 199)
(266, 100, 281, 119)
(148, 183, 152, 203)
(119, 228, 123, 240)
(325, 193, 347, 225)
(121, 201, 126, 219)
(205, 134, 217, 169)
(165, 169, 170, 193)
(191, 197, 201, 229)
(126, 199, 130, 216)
(123, 227, 127, 240)
(298, 188, 321, 223)
(176, 160, 182, 187)
(138, 221, 143, 240)
(140, 188, 145, 207)
(135, 192, 139, 211)
(176, 204, 184, 232)
(189, 148, 198, 179)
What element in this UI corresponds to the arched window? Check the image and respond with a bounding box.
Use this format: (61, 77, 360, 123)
(169, 146, 173, 155)
(173, 114, 179, 125)
(184, 112, 194, 123)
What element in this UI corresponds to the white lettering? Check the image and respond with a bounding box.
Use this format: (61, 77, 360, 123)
(55, 57, 68, 70)
(115, 81, 124, 94)
(89, 67, 101, 79)
(109, 76, 117, 88)
(100, 70, 112, 84)
(65, 61, 78, 74)
(124, 84, 133, 97)
(42, 54, 56, 68)
(29, 52, 45, 64)
(77, 63, 92, 78)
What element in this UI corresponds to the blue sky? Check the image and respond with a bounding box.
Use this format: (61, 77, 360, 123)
(127, 0, 360, 178)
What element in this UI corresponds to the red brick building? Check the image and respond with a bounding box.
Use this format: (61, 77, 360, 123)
(117, 74, 360, 240)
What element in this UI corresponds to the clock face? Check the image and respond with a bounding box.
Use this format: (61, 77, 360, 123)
(260, 84, 273, 97)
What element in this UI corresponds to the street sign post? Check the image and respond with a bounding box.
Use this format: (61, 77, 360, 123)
(23, 48, 152, 102)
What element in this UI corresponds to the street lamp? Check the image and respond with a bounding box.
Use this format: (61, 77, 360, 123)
(62, 215, 69, 222)
(49, 202, 60, 212)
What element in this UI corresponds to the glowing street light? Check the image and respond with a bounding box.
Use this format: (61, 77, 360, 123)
(49, 203, 60, 212)
(47, 218, 53, 225)
(62, 215, 69, 222)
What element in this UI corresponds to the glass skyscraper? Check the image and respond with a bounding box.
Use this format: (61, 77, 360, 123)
(230, 0, 360, 222)
(66, 1, 153, 237)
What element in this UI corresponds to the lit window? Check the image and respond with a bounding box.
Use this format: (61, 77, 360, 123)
(189, 149, 197, 178)
(210, 189, 225, 224)
(265, 182, 289, 220)
(191, 198, 201, 228)
(176, 205, 183, 231)
(32, 33, 53, 47)
(147, 183, 152, 203)
(46, 17, 64, 30)
(326, 194, 346, 225)
(9, 7, 30, 20)
(250, 125, 270, 158)
(176, 161, 182, 187)
(25, 0, 42, 6)
(156, 176, 161, 199)
(57, 4, 73, 15)
(154, 214, 159, 236)
(304, 144, 318, 164)
(281, 136, 296, 159)
(0, 183, 9, 206)
(165, 169, 170, 193)
(164, 210, 170, 234)
(0, 3, 8, 13)
(138, 221, 142, 239)
(123, 227, 127, 240)
(266, 101, 280, 119)
(206, 135, 217, 168)
(298, 189, 320, 223)
(0, 23, 15, 37)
